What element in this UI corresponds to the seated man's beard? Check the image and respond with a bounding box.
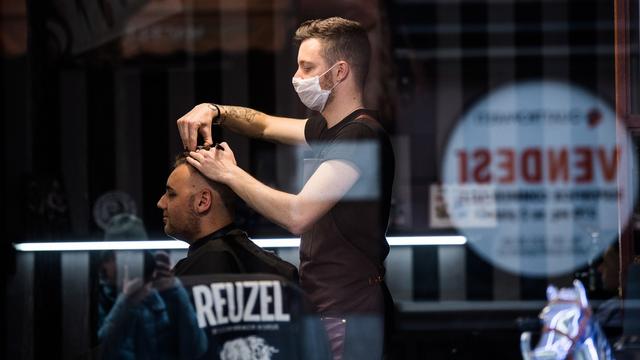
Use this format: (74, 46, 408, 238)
(168, 206, 201, 241)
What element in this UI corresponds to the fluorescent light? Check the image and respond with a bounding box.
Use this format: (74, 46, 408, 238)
(14, 241, 188, 252)
(388, 236, 467, 246)
(252, 238, 300, 248)
(13, 236, 466, 252)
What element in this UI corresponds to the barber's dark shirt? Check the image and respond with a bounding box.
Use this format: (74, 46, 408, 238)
(302, 109, 395, 316)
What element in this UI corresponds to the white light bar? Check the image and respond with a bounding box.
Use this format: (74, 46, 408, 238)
(251, 238, 300, 248)
(388, 236, 467, 246)
(14, 241, 188, 252)
(13, 236, 466, 252)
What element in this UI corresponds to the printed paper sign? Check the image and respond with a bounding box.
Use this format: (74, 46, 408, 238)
(441, 81, 636, 276)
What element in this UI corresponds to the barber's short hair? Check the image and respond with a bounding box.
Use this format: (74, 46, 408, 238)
(294, 17, 371, 89)
(173, 153, 236, 212)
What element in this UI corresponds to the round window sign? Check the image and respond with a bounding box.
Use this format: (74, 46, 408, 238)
(442, 80, 636, 277)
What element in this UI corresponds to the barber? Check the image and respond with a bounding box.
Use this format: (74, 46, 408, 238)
(177, 17, 395, 360)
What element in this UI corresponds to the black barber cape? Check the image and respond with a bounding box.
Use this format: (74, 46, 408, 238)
(173, 225, 242, 276)
(179, 273, 331, 360)
(172, 225, 299, 284)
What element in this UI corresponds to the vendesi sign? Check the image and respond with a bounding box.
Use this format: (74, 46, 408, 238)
(441, 81, 636, 276)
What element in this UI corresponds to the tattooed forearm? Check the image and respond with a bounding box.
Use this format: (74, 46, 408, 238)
(219, 106, 267, 138)
(222, 106, 262, 124)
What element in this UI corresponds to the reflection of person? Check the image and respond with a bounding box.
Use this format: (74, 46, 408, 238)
(176, 17, 395, 359)
(97, 250, 118, 331)
(104, 213, 148, 241)
(595, 243, 622, 328)
(98, 213, 150, 332)
(98, 251, 208, 360)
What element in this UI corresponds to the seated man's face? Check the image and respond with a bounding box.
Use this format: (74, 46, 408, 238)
(157, 164, 200, 241)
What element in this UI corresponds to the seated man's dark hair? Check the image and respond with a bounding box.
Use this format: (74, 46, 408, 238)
(173, 153, 237, 214)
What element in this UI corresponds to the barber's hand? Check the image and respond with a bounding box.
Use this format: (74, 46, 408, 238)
(177, 103, 217, 151)
(187, 142, 237, 184)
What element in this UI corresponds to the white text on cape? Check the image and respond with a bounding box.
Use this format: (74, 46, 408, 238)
(192, 280, 291, 328)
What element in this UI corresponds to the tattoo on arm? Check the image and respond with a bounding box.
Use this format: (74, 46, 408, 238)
(222, 106, 263, 125)
(219, 106, 266, 138)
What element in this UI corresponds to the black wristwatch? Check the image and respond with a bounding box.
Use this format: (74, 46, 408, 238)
(207, 103, 224, 126)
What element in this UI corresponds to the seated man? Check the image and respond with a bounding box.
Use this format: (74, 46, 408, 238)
(157, 154, 329, 359)
(158, 152, 297, 280)
(99, 154, 300, 358)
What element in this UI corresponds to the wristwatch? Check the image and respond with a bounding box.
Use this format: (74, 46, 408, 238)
(207, 103, 224, 126)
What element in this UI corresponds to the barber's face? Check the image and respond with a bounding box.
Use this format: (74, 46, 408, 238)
(294, 38, 334, 88)
(157, 165, 200, 241)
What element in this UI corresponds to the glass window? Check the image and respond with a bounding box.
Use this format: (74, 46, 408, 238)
(3, 1, 639, 359)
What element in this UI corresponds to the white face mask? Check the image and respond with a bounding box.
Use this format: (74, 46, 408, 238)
(292, 63, 340, 112)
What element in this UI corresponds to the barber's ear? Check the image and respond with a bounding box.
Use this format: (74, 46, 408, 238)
(336, 61, 349, 82)
(195, 189, 212, 213)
